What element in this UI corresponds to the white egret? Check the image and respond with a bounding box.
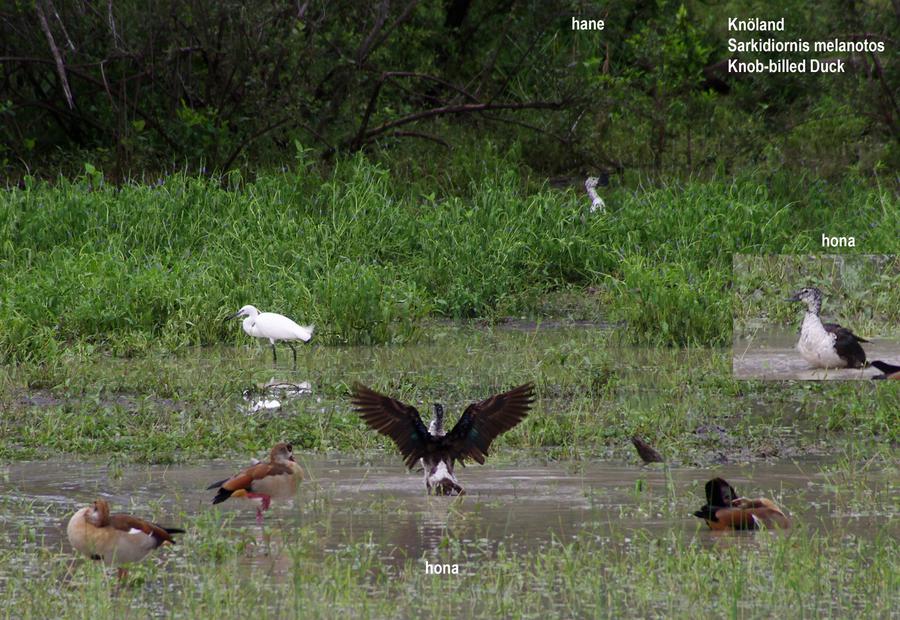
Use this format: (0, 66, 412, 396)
(228, 305, 314, 366)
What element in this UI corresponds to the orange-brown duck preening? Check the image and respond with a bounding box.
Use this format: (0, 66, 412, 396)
(207, 442, 304, 524)
(871, 360, 900, 380)
(693, 478, 791, 531)
(66, 499, 183, 579)
(350, 382, 535, 496)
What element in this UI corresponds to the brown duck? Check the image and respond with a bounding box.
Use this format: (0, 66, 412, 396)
(67, 499, 183, 579)
(208, 442, 304, 523)
(693, 478, 790, 530)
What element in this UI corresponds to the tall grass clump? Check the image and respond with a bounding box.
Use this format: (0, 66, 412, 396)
(0, 155, 897, 362)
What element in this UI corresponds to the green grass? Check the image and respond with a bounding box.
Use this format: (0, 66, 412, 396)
(733, 254, 900, 338)
(3, 512, 897, 619)
(1, 327, 896, 463)
(1, 159, 897, 363)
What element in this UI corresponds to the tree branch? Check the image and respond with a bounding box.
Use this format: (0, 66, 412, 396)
(364, 100, 564, 139)
(370, 130, 450, 148)
(35, 0, 74, 109)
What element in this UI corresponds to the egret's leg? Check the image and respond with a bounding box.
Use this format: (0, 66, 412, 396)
(271, 343, 277, 363)
(287, 342, 298, 368)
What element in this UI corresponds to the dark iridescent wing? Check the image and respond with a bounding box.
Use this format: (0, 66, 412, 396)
(823, 323, 867, 367)
(823, 322, 868, 343)
(350, 383, 433, 469)
(444, 383, 535, 464)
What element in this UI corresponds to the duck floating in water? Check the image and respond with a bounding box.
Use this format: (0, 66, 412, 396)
(67, 499, 183, 579)
(871, 360, 900, 380)
(787, 287, 868, 369)
(208, 442, 304, 524)
(693, 478, 790, 530)
(351, 382, 535, 496)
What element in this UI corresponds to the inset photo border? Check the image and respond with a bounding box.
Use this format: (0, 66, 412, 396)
(732, 254, 900, 380)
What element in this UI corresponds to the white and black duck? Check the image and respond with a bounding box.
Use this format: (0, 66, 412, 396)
(786, 287, 868, 369)
(350, 382, 535, 496)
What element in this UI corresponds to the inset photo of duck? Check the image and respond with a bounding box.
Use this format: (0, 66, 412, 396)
(732, 254, 900, 380)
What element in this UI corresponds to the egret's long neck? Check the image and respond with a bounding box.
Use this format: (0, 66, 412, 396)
(242, 315, 256, 335)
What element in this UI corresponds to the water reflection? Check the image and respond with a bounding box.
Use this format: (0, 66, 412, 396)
(1, 456, 895, 573)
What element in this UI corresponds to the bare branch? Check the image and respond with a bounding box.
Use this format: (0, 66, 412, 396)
(361, 1, 420, 66)
(355, 1, 390, 64)
(35, 0, 74, 109)
(344, 99, 566, 152)
(372, 130, 451, 148)
(48, 0, 75, 51)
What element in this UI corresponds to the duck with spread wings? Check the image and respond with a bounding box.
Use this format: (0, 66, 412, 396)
(350, 382, 535, 496)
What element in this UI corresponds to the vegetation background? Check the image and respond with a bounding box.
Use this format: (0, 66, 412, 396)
(1, 0, 898, 361)
(733, 254, 900, 338)
(0, 5, 898, 617)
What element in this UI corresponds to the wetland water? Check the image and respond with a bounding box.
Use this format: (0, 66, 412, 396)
(2, 456, 896, 572)
(733, 328, 900, 380)
(0, 327, 897, 617)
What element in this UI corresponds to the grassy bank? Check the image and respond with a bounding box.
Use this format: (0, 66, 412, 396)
(1, 159, 898, 363)
(1, 328, 896, 463)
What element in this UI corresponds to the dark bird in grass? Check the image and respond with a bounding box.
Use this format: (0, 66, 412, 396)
(871, 360, 900, 380)
(693, 478, 790, 531)
(350, 382, 535, 496)
(631, 436, 664, 463)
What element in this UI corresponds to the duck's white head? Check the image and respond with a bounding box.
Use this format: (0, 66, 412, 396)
(229, 305, 260, 320)
(787, 287, 823, 314)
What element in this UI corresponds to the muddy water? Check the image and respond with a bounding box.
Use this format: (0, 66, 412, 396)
(1, 456, 896, 569)
(733, 328, 900, 380)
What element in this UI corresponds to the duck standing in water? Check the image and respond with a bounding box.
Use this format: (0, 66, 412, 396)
(207, 442, 304, 524)
(693, 478, 790, 530)
(350, 382, 535, 496)
(787, 287, 868, 369)
(67, 499, 184, 579)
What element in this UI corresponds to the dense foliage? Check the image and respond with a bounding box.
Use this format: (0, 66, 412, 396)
(1, 1, 897, 180)
(0, 157, 896, 361)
